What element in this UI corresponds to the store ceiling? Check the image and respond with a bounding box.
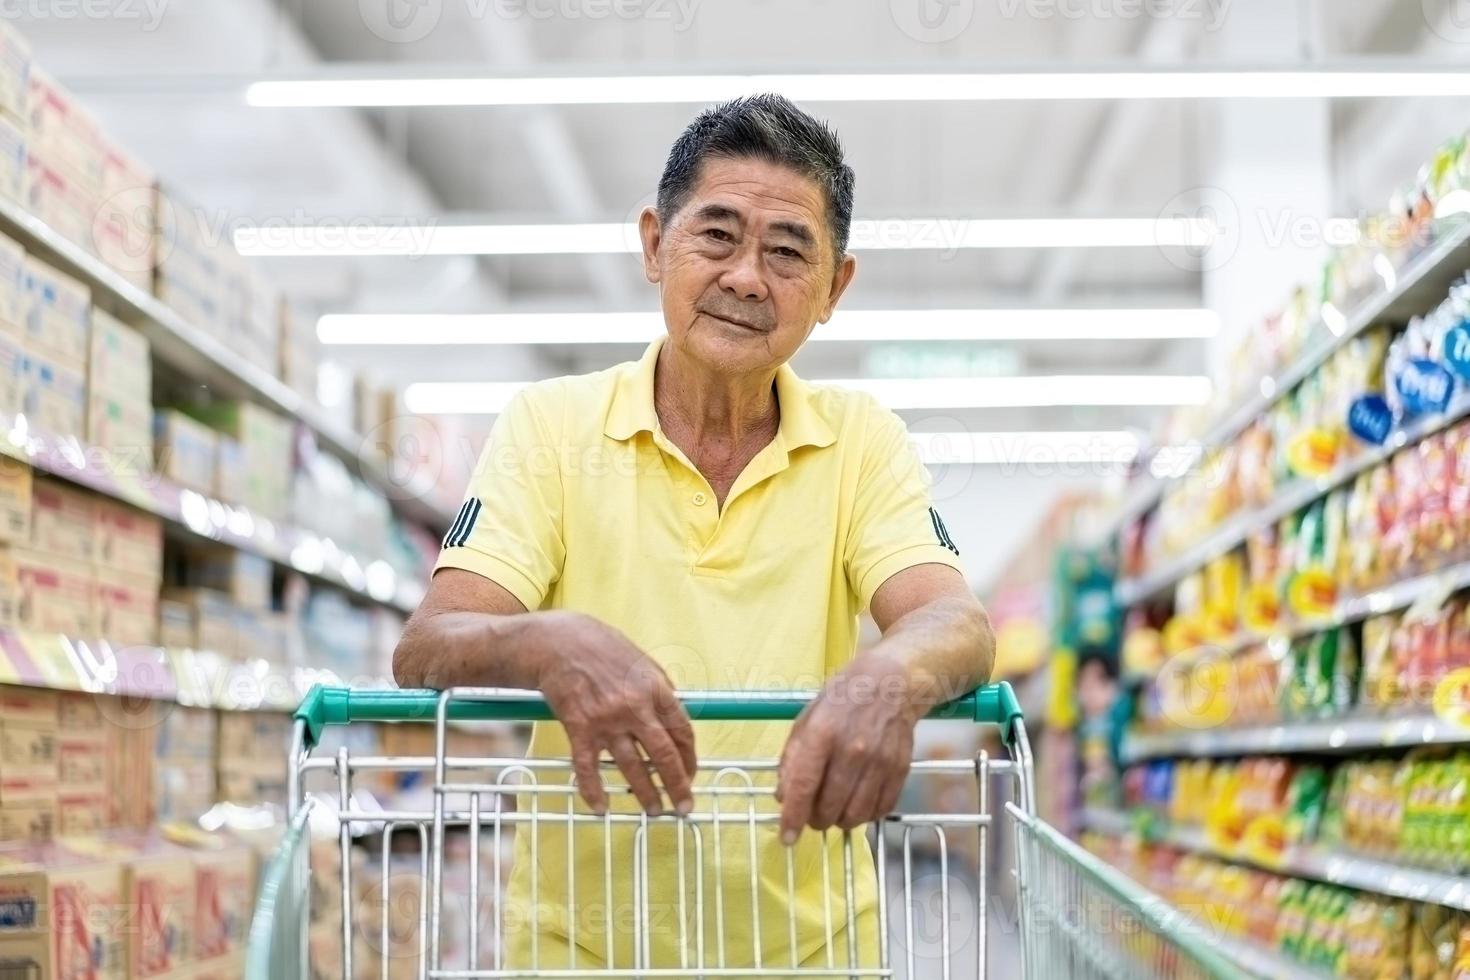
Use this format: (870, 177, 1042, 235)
(20, 0, 1463, 414)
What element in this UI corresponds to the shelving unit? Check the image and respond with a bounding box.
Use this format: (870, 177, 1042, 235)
(3, 412, 426, 614)
(1081, 808, 1470, 913)
(0, 193, 455, 533)
(1101, 219, 1470, 561)
(1122, 712, 1470, 761)
(1117, 389, 1470, 604)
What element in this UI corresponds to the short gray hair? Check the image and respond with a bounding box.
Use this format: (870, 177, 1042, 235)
(656, 94, 855, 263)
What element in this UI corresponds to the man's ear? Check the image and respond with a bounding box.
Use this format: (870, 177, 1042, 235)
(639, 207, 663, 284)
(818, 253, 857, 323)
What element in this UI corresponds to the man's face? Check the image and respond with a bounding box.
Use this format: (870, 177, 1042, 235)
(640, 156, 856, 377)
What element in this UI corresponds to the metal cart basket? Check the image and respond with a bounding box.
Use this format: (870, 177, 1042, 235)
(246, 684, 1242, 979)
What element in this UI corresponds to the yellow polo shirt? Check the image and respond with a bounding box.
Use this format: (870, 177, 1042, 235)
(435, 337, 965, 971)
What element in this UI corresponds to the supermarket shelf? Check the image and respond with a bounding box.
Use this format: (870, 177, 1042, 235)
(1123, 712, 1470, 762)
(3, 412, 427, 614)
(0, 193, 456, 532)
(0, 626, 389, 712)
(1082, 808, 1470, 913)
(1116, 387, 1470, 605)
(1098, 218, 1470, 546)
(1142, 557, 1470, 677)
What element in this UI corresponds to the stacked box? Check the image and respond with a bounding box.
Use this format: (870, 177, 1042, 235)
(154, 409, 216, 494)
(278, 302, 320, 403)
(159, 588, 236, 657)
(175, 545, 270, 612)
(95, 565, 158, 648)
(25, 66, 104, 256)
(154, 706, 215, 823)
(186, 845, 254, 970)
(0, 329, 21, 417)
(0, 850, 126, 978)
(124, 846, 196, 979)
(30, 476, 95, 562)
(217, 255, 278, 376)
(94, 695, 156, 831)
(185, 401, 292, 519)
(22, 257, 88, 368)
(0, 685, 56, 843)
(0, 21, 31, 128)
(153, 184, 221, 333)
(215, 711, 288, 808)
(0, 231, 24, 336)
(12, 546, 96, 636)
(0, 455, 29, 543)
(18, 347, 84, 435)
(53, 691, 110, 838)
(95, 497, 163, 581)
(0, 112, 23, 205)
(94, 141, 155, 292)
(87, 308, 152, 457)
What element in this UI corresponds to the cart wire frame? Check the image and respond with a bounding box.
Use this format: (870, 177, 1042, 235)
(246, 684, 1242, 980)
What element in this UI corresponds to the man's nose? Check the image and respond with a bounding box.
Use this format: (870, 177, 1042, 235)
(717, 243, 768, 303)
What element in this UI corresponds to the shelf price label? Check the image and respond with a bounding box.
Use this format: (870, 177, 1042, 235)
(1348, 394, 1394, 446)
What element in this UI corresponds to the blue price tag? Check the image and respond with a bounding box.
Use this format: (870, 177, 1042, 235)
(1446, 320, 1470, 381)
(1348, 394, 1394, 445)
(1396, 358, 1456, 416)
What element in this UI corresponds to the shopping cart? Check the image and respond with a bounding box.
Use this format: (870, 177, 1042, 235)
(247, 684, 1242, 979)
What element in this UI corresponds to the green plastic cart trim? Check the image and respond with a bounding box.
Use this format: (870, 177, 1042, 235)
(294, 682, 1023, 748)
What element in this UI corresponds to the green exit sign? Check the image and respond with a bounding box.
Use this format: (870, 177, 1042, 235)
(864, 344, 1023, 378)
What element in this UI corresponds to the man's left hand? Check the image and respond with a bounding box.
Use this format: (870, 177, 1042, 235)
(775, 652, 920, 843)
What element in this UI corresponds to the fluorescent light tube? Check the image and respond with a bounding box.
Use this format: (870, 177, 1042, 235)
(318, 309, 1218, 345)
(246, 71, 1470, 108)
(403, 375, 1212, 415)
(234, 217, 1214, 257)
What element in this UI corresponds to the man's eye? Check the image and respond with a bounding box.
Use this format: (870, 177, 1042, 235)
(704, 228, 733, 242)
(773, 246, 801, 258)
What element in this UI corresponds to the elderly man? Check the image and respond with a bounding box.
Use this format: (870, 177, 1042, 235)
(394, 94, 993, 972)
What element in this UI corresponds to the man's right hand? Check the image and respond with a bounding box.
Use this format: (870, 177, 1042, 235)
(534, 611, 698, 816)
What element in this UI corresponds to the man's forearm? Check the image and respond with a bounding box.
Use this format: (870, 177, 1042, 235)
(393, 609, 565, 689)
(858, 594, 994, 719)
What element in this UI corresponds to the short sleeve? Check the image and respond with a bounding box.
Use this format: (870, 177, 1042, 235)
(843, 398, 965, 610)
(433, 386, 565, 611)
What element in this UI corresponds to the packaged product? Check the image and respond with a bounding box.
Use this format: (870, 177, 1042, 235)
(1360, 613, 1402, 711)
(1283, 765, 1327, 847)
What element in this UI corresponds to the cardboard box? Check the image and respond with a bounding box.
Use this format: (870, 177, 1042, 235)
(0, 231, 24, 335)
(154, 410, 216, 494)
(0, 20, 31, 124)
(0, 802, 53, 842)
(215, 712, 290, 762)
(183, 402, 291, 518)
(154, 761, 214, 823)
(95, 498, 162, 580)
(0, 547, 14, 629)
(0, 112, 24, 207)
(30, 476, 97, 562)
(22, 257, 90, 368)
(0, 455, 30, 544)
(0, 722, 55, 772)
(192, 952, 244, 980)
(0, 853, 126, 978)
(89, 308, 151, 400)
(0, 685, 58, 727)
(56, 690, 105, 732)
(0, 329, 22, 416)
(19, 347, 85, 437)
(124, 849, 195, 978)
(157, 600, 192, 649)
(95, 143, 155, 293)
(154, 707, 214, 763)
(56, 786, 110, 836)
(56, 735, 106, 786)
(88, 390, 155, 463)
(0, 769, 54, 808)
(189, 848, 253, 962)
(27, 66, 102, 192)
(159, 588, 234, 657)
(213, 436, 245, 503)
(180, 546, 270, 612)
(13, 547, 97, 636)
(96, 564, 159, 648)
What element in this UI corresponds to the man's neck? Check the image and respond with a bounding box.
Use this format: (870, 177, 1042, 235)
(653, 341, 780, 451)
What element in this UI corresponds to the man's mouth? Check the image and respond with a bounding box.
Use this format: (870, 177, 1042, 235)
(701, 310, 768, 332)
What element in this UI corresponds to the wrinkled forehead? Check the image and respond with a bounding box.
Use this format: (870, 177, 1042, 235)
(680, 156, 831, 239)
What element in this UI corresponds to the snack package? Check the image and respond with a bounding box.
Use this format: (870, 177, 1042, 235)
(1283, 765, 1327, 847)
(1361, 613, 1403, 711)
(1418, 431, 1457, 558)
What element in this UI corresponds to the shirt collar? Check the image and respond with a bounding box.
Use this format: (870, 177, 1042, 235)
(603, 335, 836, 451)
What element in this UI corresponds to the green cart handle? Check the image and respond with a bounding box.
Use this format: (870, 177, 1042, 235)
(294, 683, 1023, 749)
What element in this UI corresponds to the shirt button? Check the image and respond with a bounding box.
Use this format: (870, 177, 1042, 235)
(692, 491, 708, 506)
